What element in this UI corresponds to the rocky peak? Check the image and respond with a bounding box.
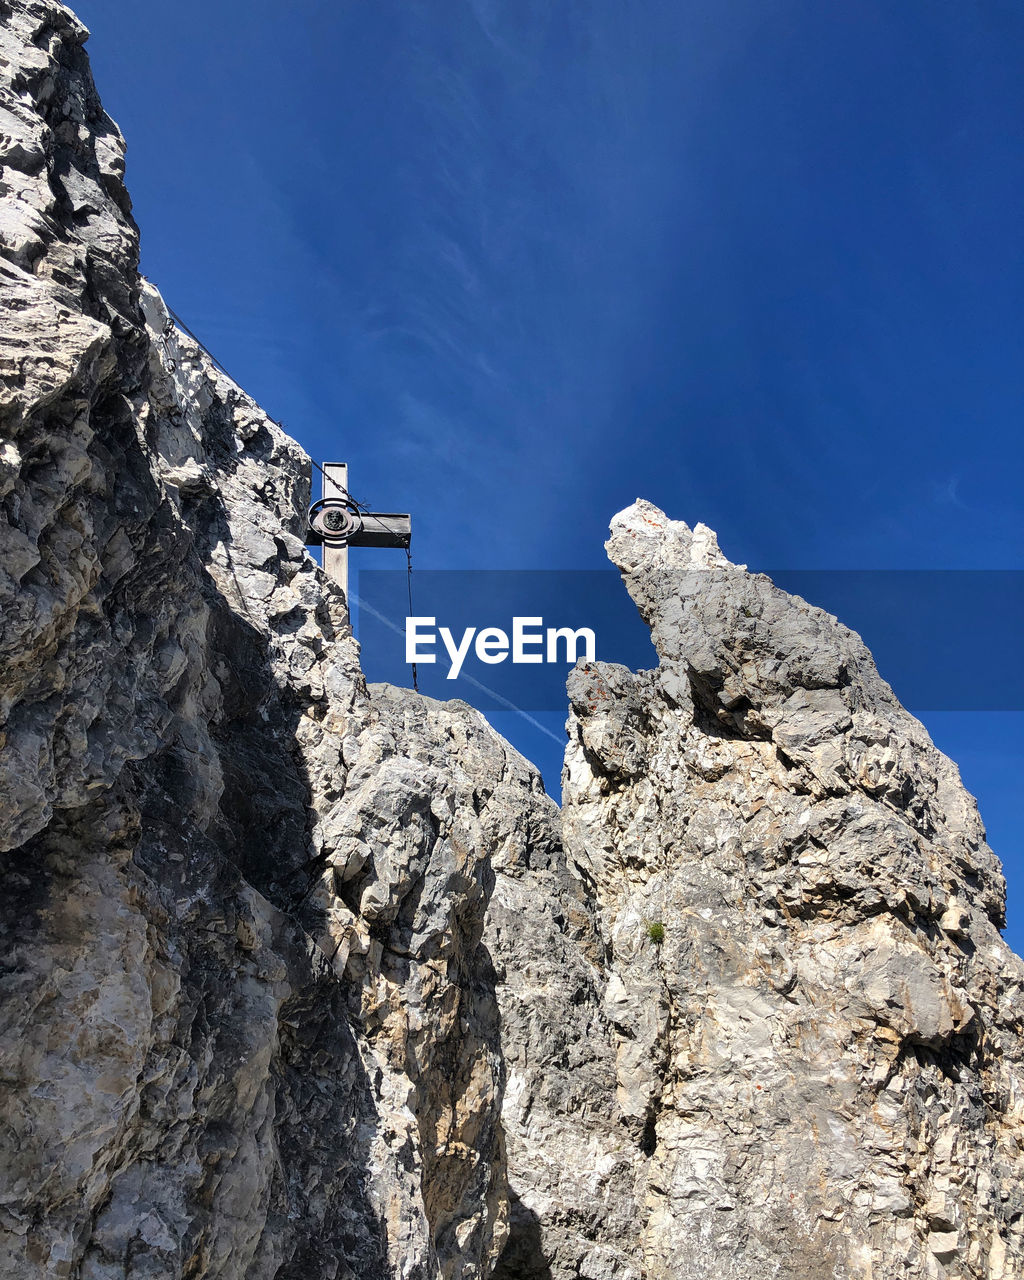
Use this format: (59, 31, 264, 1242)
(2, 5, 1023, 1280)
(544, 500, 1024, 1278)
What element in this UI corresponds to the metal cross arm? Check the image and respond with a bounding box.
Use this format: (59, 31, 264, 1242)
(307, 462, 411, 596)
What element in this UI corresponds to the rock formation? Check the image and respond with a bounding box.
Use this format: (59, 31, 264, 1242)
(2, 4, 1024, 1279)
(506, 502, 1024, 1279)
(0, 5, 530, 1274)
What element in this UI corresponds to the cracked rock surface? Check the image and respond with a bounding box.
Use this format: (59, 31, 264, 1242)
(0, 5, 530, 1275)
(521, 500, 1024, 1279)
(3, 5, 1024, 1280)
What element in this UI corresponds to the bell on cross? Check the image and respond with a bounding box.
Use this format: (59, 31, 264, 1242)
(306, 462, 411, 596)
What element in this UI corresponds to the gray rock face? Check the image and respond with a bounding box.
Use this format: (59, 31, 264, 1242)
(0, 5, 528, 1275)
(3, 5, 1024, 1280)
(521, 500, 1024, 1279)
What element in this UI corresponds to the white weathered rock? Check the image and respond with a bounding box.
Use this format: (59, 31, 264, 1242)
(3, 5, 1024, 1279)
(515, 499, 1024, 1279)
(0, 6, 527, 1275)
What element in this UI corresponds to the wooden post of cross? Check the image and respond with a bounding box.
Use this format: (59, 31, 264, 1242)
(306, 462, 411, 598)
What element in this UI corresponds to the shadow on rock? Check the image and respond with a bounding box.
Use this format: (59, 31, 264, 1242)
(492, 1191, 554, 1280)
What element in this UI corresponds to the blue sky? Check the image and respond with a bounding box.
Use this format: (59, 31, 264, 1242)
(76, 1, 1022, 946)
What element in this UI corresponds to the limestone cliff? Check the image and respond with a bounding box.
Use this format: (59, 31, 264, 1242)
(3, 5, 1024, 1280)
(0, 4, 540, 1274)
(493, 502, 1024, 1279)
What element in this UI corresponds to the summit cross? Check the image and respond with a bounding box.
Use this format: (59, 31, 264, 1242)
(306, 462, 411, 597)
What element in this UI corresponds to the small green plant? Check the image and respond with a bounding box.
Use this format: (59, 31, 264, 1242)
(646, 921, 665, 945)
